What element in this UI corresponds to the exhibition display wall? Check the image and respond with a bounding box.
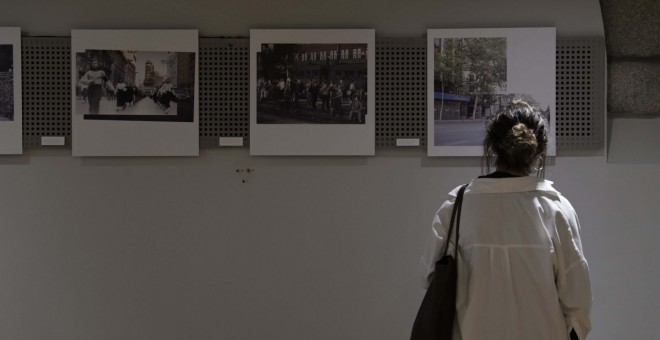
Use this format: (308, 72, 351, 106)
(2, 0, 659, 340)
(19, 35, 605, 153)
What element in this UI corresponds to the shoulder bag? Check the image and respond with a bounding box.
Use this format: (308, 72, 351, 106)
(411, 184, 468, 340)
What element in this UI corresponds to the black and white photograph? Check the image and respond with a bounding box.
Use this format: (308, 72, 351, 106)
(256, 43, 368, 124)
(72, 29, 199, 157)
(0, 44, 14, 121)
(76, 50, 195, 122)
(250, 29, 375, 156)
(427, 28, 556, 156)
(0, 27, 22, 154)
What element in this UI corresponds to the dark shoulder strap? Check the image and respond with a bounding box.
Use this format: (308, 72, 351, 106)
(441, 184, 469, 258)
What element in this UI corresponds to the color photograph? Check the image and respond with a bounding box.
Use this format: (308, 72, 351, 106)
(427, 28, 556, 156)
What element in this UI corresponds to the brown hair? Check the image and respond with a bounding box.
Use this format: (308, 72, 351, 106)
(482, 100, 548, 176)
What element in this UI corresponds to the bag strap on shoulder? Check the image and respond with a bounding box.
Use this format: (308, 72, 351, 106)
(441, 184, 469, 258)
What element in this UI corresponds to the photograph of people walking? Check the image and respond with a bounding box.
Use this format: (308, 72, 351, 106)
(76, 49, 195, 122)
(256, 43, 368, 124)
(71, 29, 199, 157)
(427, 28, 556, 156)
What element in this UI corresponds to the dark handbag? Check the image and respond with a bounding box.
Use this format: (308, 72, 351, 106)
(411, 184, 468, 340)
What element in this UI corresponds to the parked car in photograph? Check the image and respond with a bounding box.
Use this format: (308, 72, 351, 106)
(172, 88, 191, 102)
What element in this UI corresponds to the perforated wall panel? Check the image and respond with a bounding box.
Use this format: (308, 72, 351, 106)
(375, 38, 427, 147)
(22, 37, 71, 147)
(19, 36, 605, 151)
(556, 38, 605, 149)
(199, 38, 249, 148)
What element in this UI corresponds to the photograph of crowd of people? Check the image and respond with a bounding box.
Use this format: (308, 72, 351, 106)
(75, 49, 195, 122)
(256, 43, 368, 124)
(0, 44, 14, 121)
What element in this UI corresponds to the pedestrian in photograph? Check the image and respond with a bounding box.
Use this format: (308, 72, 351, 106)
(348, 89, 363, 123)
(158, 78, 174, 114)
(310, 80, 319, 110)
(79, 83, 88, 103)
(419, 100, 591, 340)
(320, 81, 330, 111)
(115, 79, 127, 111)
(330, 82, 343, 118)
(78, 60, 109, 114)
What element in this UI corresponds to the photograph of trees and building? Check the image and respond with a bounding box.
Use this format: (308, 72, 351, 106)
(0, 44, 13, 121)
(433, 37, 513, 146)
(256, 43, 368, 124)
(75, 49, 195, 122)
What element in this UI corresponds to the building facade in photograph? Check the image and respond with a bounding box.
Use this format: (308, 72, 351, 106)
(258, 43, 368, 88)
(77, 50, 136, 87)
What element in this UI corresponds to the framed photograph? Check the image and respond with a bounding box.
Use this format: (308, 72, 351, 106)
(427, 28, 556, 157)
(250, 29, 375, 156)
(0, 27, 22, 154)
(71, 30, 199, 156)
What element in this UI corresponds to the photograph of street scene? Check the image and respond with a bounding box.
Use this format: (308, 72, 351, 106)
(256, 43, 368, 124)
(433, 37, 513, 146)
(0, 44, 14, 121)
(75, 49, 195, 122)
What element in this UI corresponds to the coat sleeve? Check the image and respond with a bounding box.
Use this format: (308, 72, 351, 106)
(554, 197, 592, 340)
(419, 193, 458, 289)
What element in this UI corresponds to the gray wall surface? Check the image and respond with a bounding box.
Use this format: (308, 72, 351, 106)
(601, 0, 660, 163)
(2, 0, 659, 339)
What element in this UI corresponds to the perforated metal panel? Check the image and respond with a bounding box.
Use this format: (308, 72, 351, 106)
(199, 38, 249, 148)
(556, 38, 605, 149)
(22, 37, 71, 147)
(375, 38, 427, 147)
(18, 36, 605, 151)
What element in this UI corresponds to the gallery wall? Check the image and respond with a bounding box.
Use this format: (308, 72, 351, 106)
(1, 0, 659, 339)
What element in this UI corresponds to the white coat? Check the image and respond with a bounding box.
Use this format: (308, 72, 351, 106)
(421, 176, 592, 340)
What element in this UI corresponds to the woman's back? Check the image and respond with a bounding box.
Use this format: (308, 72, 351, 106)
(419, 101, 591, 339)
(442, 177, 590, 339)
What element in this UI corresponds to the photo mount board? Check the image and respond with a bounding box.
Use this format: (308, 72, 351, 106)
(250, 29, 375, 156)
(427, 27, 556, 157)
(0, 27, 22, 154)
(71, 29, 199, 156)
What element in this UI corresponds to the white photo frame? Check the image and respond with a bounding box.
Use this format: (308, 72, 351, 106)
(250, 29, 375, 156)
(0, 27, 22, 154)
(71, 29, 199, 156)
(427, 27, 556, 157)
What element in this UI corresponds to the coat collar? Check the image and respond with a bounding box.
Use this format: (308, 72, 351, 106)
(449, 177, 560, 197)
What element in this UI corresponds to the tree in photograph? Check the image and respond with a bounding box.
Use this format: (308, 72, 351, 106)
(434, 38, 466, 120)
(463, 38, 507, 119)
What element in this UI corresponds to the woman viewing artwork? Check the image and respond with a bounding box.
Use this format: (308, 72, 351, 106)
(420, 100, 591, 340)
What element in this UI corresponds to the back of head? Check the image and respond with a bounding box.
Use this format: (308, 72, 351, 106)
(483, 100, 548, 176)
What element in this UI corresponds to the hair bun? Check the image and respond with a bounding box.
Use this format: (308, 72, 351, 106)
(505, 123, 537, 156)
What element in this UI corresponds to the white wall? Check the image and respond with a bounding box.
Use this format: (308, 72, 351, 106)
(3, 1, 659, 339)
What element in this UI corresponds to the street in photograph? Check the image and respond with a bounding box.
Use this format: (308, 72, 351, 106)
(256, 43, 368, 124)
(75, 49, 195, 122)
(434, 93, 551, 146)
(0, 44, 13, 121)
(433, 37, 507, 145)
